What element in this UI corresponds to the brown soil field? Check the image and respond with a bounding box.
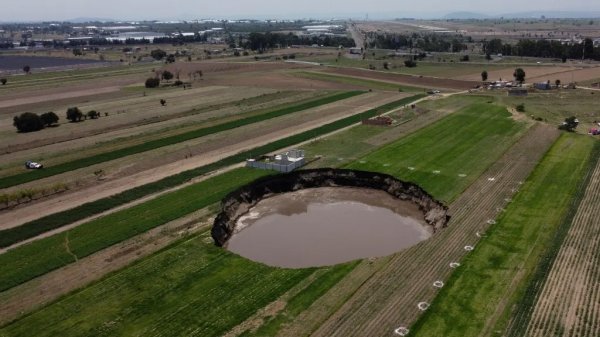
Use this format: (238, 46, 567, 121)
(277, 124, 559, 337)
(456, 66, 580, 82)
(522, 157, 600, 337)
(0, 92, 403, 230)
(528, 66, 600, 84)
(201, 69, 365, 91)
(162, 60, 310, 78)
(321, 67, 479, 90)
(0, 91, 313, 168)
(0, 86, 275, 150)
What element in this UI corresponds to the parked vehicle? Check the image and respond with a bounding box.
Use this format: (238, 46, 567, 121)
(25, 161, 43, 169)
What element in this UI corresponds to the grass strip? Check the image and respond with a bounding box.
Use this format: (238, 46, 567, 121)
(0, 232, 316, 337)
(0, 91, 363, 189)
(0, 94, 424, 291)
(409, 133, 598, 337)
(505, 140, 600, 336)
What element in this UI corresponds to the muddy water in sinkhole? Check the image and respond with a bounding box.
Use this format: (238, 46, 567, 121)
(226, 187, 432, 268)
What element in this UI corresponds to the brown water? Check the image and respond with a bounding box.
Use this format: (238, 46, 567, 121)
(226, 187, 431, 268)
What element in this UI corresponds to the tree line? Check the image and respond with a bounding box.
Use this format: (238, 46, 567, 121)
(244, 32, 354, 51)
(13, 108, 103, 133)
(365, 32, 469, 52)
(483, 38, 600, 60)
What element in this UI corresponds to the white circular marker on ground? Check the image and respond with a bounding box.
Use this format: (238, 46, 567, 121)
(487, 219, 497, 225)
(488, 177, 496, 181)
(433, 170, 441, 174)
(338, 158, 344, 161)
(464, 245, 474, 251)
(433, 281, 444, 288)
(383, 163, 391, 167)
(408, 167, 415, 171)
(450, 262, 461, 268)
(394, 327, 410, 336)
(476, 232, 482, 238)
(359, 161, 366, 164)
(458, 174, 467, 177)
(418, 302, 430, 311)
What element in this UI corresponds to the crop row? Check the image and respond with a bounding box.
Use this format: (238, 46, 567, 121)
(0, 94, 424, 291)
(0, 91, 363, 189)
(409, 133, 598, 337)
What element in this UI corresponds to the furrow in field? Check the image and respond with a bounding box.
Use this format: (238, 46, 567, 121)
(524, 155, 600, 337)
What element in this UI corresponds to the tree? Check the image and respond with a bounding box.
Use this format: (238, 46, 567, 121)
(87, 110, 99, 119)
(460, 55, 470, 62)
(383, 61, 389, 70)
(165, 54, 176, 63)
(13, 112, 44, 132)
(516, 103, 525, 112)
(0, 78, 6, 85)
(485, 53, 492, 61)
(481, 70, 488, 82)
(558, 116, 579, 132)
(145, 77, 160, 88)
(40, 112, 59, 126)
(72, 48, 83, 56)
(513, 68, 526, 84)
(23, 65, 30, 74)
(555, 79, 561, 87)
(66, 107, 83, 123)
(404, 60, 417, 68)
(161, 70, 174, 82)
(160, 99, 167, 106)
(150, 49, 167, 60)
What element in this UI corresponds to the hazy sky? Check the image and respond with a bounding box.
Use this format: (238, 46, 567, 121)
(2, 0, 599, 21)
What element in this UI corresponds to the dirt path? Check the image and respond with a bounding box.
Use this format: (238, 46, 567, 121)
(0, 92, 400, 232)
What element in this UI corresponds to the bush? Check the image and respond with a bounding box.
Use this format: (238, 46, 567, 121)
(460, 55, 470, 62)
(150, 49, 167, 60)
(161, 70, 173, 81)
(174, 80, 184, 86)
(13, 112, 44, 133)
(145, 77, 160, 88)
(66, 107, 83, 123)
(558, 116, 578, 132)
(40, 112, 59, 126)
(516, 103, 525, 112)
(0, 78, 6, 85)
(87, 110, 99, 119)
(404, 60, 417, 68)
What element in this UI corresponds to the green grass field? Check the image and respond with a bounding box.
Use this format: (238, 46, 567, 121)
(0, 232, 316, 337)
(346, 97, 528, 202)
(409, 133, 599, 337)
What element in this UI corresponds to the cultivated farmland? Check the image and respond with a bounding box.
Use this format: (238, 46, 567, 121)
(1, 34, 599, 337)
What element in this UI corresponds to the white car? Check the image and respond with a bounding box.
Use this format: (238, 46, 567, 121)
(25, 161, 43, 169)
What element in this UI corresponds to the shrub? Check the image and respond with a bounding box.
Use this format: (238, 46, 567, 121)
(145, 77, 160, 88)
(87, 110, 99, 119)
(174, 80, 184, 86)
(150, 49, 166, 60)
(516, 103, 525, 112)
(404, 60, 417, 68)
(0, 78, 6, 85)
(558, 116, 578, 132)
(161, 70, 174, 82)
(460, 55, 470, 62)
(13, 112, 44, 133)
(66, 107, 84, 123)
(40, 112, 59, 126)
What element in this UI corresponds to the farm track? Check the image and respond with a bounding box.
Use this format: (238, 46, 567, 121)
(308, 123, 559, 337)
(523, 154, 600, 337)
